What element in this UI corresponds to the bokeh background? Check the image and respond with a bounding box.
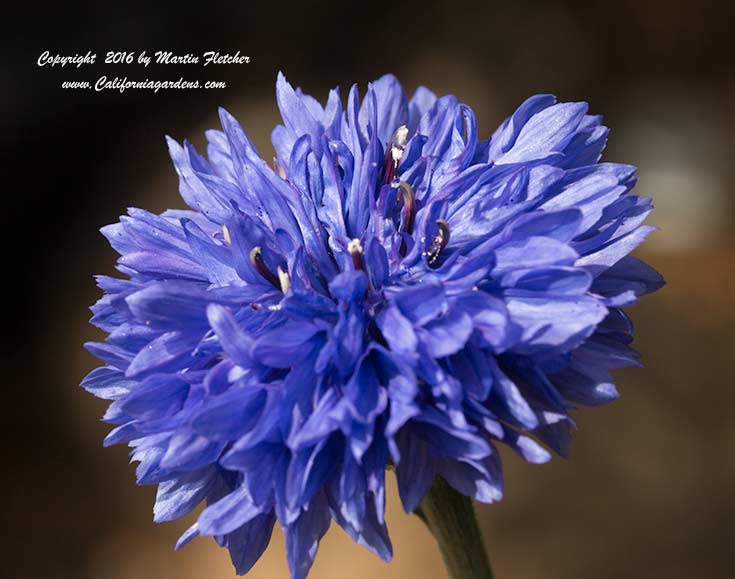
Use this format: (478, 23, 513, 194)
(3, 1, 734, 578)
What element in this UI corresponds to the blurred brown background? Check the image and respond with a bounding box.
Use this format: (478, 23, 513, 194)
(3, 1, 734, 578)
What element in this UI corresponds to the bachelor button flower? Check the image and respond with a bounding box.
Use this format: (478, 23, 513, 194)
(83, 72, 664, 578)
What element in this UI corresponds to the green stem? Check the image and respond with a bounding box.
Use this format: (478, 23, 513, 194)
(416, 476, 495, 579)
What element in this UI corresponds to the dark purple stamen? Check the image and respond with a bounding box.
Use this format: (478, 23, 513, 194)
(397, 182, 415, 235)
(383, 149, 398, 184)
(348, 238, 364, 271)
(382, 125, 408, 184)
(249, 246, 282, 290)
(396, 181, 416, 257)
(425, 219, 451, 267)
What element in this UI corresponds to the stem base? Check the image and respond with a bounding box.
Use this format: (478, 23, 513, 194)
(416, 477, 494, 579)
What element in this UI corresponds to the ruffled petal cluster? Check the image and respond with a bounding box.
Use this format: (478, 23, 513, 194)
(84, 72, 663, 578)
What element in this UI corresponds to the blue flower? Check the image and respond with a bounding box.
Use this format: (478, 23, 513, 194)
(83, 72, 663, 578)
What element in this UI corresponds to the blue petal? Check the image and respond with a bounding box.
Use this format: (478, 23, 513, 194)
(387, 281, 448, 325)
(436, 453, 503, 503)
(125, 281, 214, 330)
(328, 270, 368, 302)
(505, 208, 584, 243)
(276, 72, 324, 156)
(252, 321, 323, 368)
(226, 511, 277, 575)
(412, 407, 491, 460)
(192, 386, 267, 441)
(286, 437, 340, 509)
(408, 86, 438, 133)
(549, 358, 620, 406)
(344, 354, 388, 425)
(501, 266, 593, 296)
(487, 358, 538, 429)
(289, 389, 345, 450)
(493, 237, 579, 276)
(330, 490, 393, 561)
(532, 414, 573, 457)
(118, 250, 208, 281)
(206, 304, 253, 367)
(394, 430, 435, 513)
(377, 305, 417, 356)
(497, 102, 588, 165)
(484, 94, 556, 162)
(126, 331, 199, 379)
(360, 73, 408, 146)
(505, 294, 607, 353)
(460, 292, 515, 351)
(419, 310, 473, 358)
(591, 255, 665, 296)
(154, 468, 215, 523)
(576, 226, 656, 275)
(120, 375, 188, 421)
(198, 484, 263, 536)
(175, 522, 200, 550)
(166, 136, 231, 222)
(284, 493, 332, 579)
(160, 430, 225, 472)
(81, 366, 134, 400)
